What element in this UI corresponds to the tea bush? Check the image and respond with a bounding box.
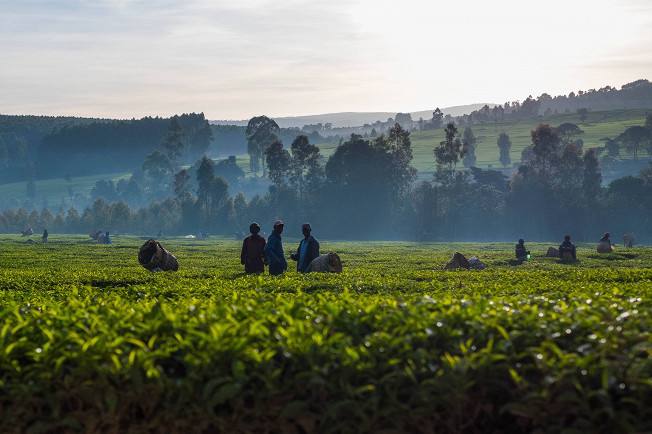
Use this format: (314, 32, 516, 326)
(0, 236, 650, 433)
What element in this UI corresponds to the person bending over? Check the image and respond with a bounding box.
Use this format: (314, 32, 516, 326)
(559, 235, 576, 261)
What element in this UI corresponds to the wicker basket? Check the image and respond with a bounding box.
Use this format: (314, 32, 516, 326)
(138, 240, 179, 272)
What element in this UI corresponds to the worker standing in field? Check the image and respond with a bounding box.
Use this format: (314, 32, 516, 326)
(264, 220, 287, 276)
(42, 229, 48, 243)
(241, 222, 266, 274)
(291, 223, 320, 273)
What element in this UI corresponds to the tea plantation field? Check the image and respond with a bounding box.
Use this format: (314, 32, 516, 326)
(0, 235, 650, 434)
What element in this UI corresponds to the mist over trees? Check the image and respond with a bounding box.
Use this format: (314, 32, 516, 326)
(34, 114, 212, 179)
(2, 79, 652, 241)
(3, 115, 651, 242)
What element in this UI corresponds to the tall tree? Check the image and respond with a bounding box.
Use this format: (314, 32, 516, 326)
(431, 108, 444, 129)
(264, 141, 291, 187)
(196, 156, 229, 230)
(161, 118, 185, 163)
(462, 127, 477, 168)
(196, 156, 215, 202)
(380, 123, 417, 198)
(289, 135, 321, 201)
(246, 116, 280, 174)
(530, 124, 562, 177)
(583, 148, 602, 205)
(617, 126, 650, 159)
(434, 123, 464, 176)
(497, 132, 512, 167)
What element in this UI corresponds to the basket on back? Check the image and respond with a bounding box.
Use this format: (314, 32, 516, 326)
(444, 252, 471, 270)
(139, 239, 179, 272)
(545, 247, 559, 257)
(307, 253, 343, 273)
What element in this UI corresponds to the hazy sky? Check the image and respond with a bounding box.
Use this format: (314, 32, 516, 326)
(1, 0, 651, 119)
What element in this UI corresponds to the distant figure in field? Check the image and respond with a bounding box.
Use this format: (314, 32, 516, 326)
(623, 233, 635, 248)
(42, 229, 48, 244)
(515, 239, 530, 262)
(98, 231, 111, 244)
(264, 220, 287, 276)
(241, 222, 266, 274)
(559, 235, 577, 261)
(445, 252, 471, 270)
(291, 223, 320, 273)
(545, 247, 559, 257)
(21, 227, 33, 237)
(597, 232, 614, 253)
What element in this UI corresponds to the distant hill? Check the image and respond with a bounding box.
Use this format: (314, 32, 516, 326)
(211, 104, 495, 128)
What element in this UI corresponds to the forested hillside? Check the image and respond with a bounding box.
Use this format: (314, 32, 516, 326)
(36, 114, 212, 178)
(0, 114, 103, 183)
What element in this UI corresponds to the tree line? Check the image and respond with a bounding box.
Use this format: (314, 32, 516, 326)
(2, 118, 652, 242)
(0, 113, 330, 184)
(458, 79, 652, 126)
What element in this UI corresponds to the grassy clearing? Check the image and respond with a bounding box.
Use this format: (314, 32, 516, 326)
(0, 235, 650, 433)
(407, 109, 649, 176)
(294, 109, 650, 179)
(0, 172, 130, 208)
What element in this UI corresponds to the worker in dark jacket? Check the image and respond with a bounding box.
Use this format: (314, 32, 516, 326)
(291, 223, 320, 273)
(241, 222, 266, 274)
(559, 235, 577, 261)
(515, 238, 529, 262)
(264, 220, 287, 276)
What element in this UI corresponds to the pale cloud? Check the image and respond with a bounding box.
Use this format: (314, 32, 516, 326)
(0, 0, 650, 119)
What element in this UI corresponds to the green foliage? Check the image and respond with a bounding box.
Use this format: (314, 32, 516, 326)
(434, 123, 464, 174)
(497, 132, 512, 167)
(246, 116, 280, 174)
(0, 237, 650, 433)
(407, 109, 649, 176)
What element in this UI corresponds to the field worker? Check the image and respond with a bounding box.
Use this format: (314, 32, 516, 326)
(42, 229, 49, 243)
(597, 232, 614, 253)
(240, 222, 266, 274)
(264, 220, 287, 276)
(623, 233, 634, 248)
(291, 223, 320, 273)
(515, 238, 529, 262)
(559, 235, 576, 261)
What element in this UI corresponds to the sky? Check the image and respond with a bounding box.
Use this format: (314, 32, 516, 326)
(1, 0, 651, 119)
